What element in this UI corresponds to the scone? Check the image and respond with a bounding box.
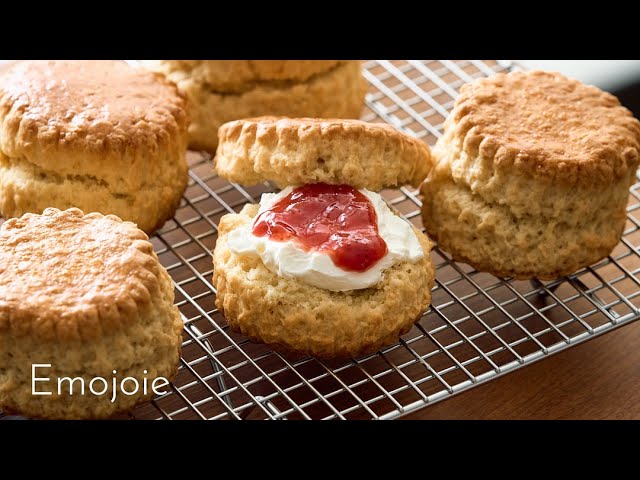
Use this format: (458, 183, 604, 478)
(0, 60, 189, 234)
(422, 70, 640, 280)
(0, 208, 183, 419)
(213, 117, 435, 359)
(141, 60, 366, 152)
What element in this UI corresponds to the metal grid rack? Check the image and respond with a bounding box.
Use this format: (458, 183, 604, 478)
(3, 60, 640, 420)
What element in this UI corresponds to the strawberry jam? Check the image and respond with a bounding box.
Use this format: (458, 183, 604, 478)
(252, 183, 388, 272)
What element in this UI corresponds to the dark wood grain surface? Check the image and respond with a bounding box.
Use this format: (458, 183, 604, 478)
(403, 318, 640, 420)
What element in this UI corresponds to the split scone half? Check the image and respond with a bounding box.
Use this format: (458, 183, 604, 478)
(422, 70, 640, 280)
(212, 117, 436, 359)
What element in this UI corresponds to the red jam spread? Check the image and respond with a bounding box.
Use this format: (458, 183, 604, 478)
(252, 183, 388, 272)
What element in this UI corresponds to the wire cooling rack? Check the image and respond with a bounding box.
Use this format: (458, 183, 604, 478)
(3, 60, 640, 420)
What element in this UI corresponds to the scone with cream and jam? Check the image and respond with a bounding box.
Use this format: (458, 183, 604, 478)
(212, 117, 435, 359)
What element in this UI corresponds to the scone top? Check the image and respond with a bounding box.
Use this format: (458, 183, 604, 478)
(0, 60, 187, 175)
(447, 70, 640, 184)
(214, 117, 434, 190)
(0, 208, 163, 342)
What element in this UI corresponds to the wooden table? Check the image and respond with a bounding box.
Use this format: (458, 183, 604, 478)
(404, 318, 640, 420)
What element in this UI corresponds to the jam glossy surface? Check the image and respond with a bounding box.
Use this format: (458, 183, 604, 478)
(252, 183, 388, 272)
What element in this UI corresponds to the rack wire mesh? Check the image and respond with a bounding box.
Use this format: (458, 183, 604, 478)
(3, 60, 640, 420)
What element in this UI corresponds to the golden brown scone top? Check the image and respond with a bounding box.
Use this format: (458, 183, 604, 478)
(450, 70, 640, 183)
(0, 60, 187, 157)
(0, 208, 162, 342)
(215, 116, 434, 190)
(140, 60, 345, 93)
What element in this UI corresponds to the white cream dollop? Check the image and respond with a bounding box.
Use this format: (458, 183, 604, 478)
(226, 186, 424, 292)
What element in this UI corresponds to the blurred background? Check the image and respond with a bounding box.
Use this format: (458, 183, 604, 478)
(518, 60, 640, 118)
